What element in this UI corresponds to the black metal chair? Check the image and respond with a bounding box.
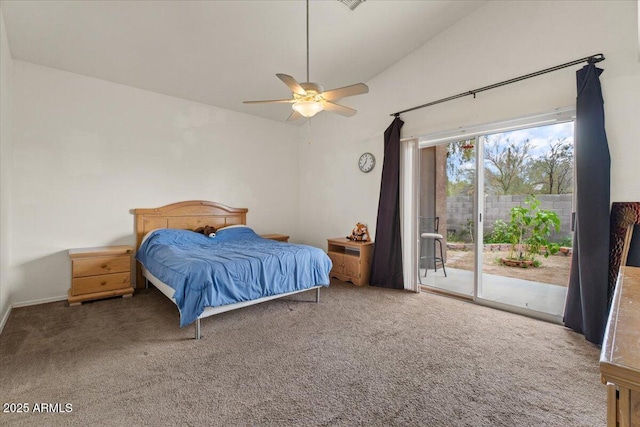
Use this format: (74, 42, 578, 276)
(419, 217, 447, 284)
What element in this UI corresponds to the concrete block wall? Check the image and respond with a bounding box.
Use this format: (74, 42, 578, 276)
(445, 194, 573, 242)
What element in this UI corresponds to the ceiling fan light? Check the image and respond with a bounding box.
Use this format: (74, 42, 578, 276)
(292, 101, 323, 118)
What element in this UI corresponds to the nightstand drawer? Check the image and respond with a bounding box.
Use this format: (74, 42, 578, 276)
(72, 255, 131, 278)
(72, 272, 131, 295)
(68, 246, 134, 306)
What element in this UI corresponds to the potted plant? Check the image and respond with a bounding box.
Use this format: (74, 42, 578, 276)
(500, 195, 561, 267)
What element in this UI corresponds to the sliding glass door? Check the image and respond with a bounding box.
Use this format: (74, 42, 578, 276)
(416, 109, 575, 322)
(418, 140, 475, 298)
(476, 124, 574, 319)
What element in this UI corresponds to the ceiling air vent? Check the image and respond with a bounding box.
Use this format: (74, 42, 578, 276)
(338, 0, 366, 12)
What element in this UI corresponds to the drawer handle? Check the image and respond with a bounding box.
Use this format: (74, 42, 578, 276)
(101, 264, 111, 270)
(100, 281, 107, 286)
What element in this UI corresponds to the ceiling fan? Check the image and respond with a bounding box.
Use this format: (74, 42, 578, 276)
(243, 0, 369, 121)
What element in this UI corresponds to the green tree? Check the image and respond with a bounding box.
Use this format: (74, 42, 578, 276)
(446, 139, 476, 196)
(484, 136, 534, 195)
(503, 195, 561, 265)
(528, 138, 573, 194)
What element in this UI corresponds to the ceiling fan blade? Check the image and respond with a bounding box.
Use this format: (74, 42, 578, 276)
(243, 99, 295, 104)
(323, 101, 357, 117)
(276, 74, 307, 96)
(320, 83, 369, 101)
(287, 110, 303, 122)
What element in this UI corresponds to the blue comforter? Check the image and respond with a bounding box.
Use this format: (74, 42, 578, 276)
(136, 226, 332, 327)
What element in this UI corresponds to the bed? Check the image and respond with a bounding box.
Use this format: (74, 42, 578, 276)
(133, 200, 332, 339)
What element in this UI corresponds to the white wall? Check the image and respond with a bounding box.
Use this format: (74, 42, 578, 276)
(299, 0, 640, 250)
(0, 8, 13, 327)
(4, 0, 640, 307)
(10, 61, 300, 304)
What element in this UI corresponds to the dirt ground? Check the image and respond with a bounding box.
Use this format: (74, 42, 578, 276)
(445, 249, 571, 287)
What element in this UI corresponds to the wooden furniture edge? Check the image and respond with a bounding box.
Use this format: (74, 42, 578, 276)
(69, 246, 133, 259)
(68, 287, 134, 306)
(260, 234, 290, 242)
(600, 266, 640, 390)
(327, 237, 374, 247)
(131, 200, 248, 216)
(131, 200, 248, 289)
(600, 266, 640, 426)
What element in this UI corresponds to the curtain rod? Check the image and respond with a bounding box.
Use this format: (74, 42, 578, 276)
(391, 53, 605, 117)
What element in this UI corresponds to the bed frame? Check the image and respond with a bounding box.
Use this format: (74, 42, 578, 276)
(132, 200, 320, 340)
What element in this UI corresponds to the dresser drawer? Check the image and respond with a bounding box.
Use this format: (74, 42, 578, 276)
(72, 272, 131, 295)
(72, 255, 130, 278)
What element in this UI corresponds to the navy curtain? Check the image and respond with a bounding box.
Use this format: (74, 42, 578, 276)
(564, 62, 610, 345)
(370, 117, 404, 289)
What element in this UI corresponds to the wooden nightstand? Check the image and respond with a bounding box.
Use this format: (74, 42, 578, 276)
(327, 238, 374, 286)
(260, 234, 289, 242)
(68, 246, 134, 306)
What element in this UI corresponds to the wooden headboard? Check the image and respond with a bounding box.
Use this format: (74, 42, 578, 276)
(132, 200, 248, 289)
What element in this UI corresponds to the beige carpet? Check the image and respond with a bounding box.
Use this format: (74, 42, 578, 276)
(0, 280, 604, 426)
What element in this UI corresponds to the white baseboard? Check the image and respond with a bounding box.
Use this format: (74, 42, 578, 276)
(0, 304, 11, 335)
(0, 295, 68, 335)
(0, 295, 77, 335)
(12, 295, 67, 308)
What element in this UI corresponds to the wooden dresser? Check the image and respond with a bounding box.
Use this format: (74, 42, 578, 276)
(600, 266, 640, 426)
(68, 246, 134, 306)
(327, 237, 374, 286)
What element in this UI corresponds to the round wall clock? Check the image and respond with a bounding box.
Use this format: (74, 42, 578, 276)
(358, 152, 375, 173)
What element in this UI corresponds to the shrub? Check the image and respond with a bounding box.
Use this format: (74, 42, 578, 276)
(485, 219, 511, 243)
(506, 195, 561, 262)
(558, 234, 573, 248)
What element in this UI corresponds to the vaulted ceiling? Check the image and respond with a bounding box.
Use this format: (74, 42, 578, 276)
(2, 0, 485, 123)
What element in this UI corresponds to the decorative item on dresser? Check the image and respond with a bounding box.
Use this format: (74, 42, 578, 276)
(68, 246, 134, 306)
(327, 237, 374, 286)
(260, 234, 289, 242)
(600, 266, 640, 427)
